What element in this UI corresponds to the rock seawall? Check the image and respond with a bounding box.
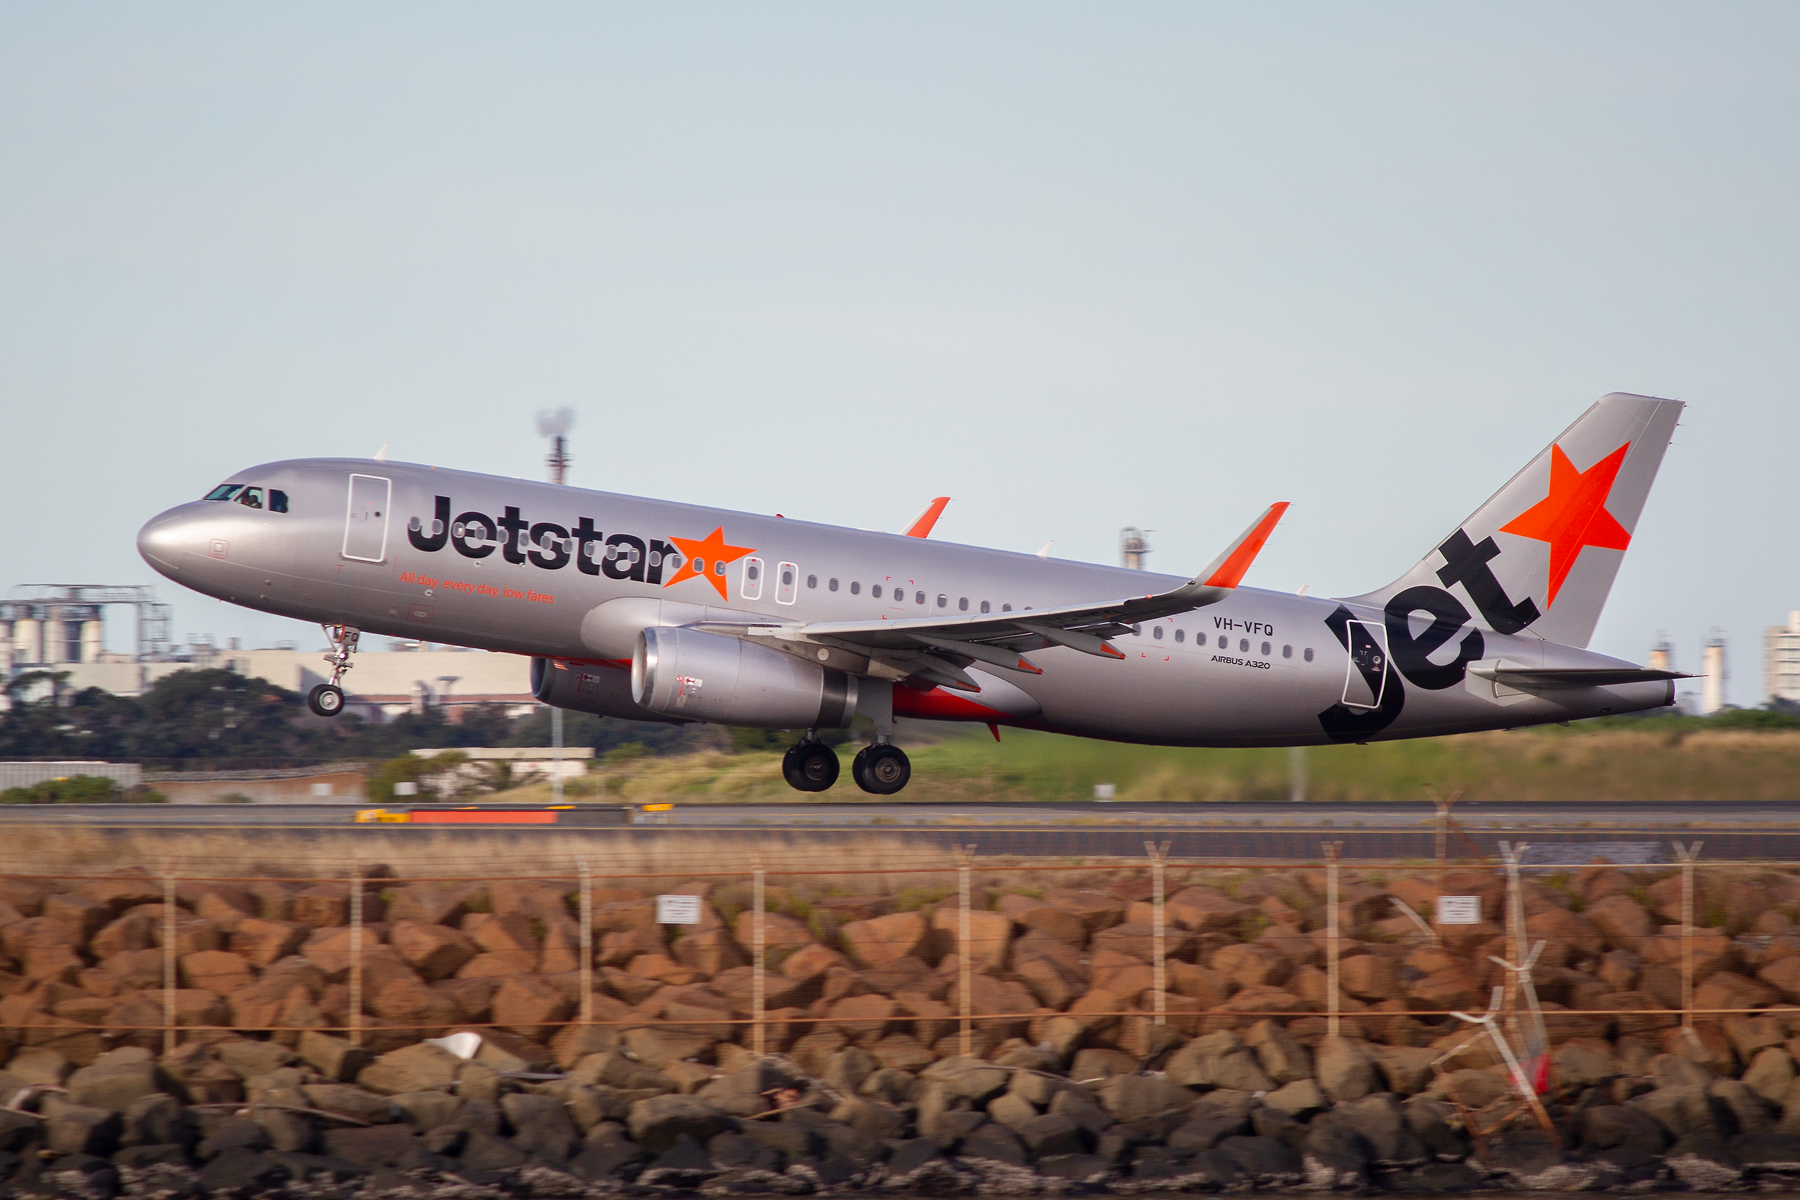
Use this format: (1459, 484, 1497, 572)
(6, 861, 1800, 1194)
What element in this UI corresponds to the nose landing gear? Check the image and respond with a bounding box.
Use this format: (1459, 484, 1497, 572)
(852, 743, 911, 795)
(307, 624, 359, 718)
(782, 735, 841, 793)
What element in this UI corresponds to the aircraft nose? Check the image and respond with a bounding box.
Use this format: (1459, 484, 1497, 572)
(137, 504, 203, 577)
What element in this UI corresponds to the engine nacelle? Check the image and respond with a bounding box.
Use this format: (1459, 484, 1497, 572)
(632, 626, 858, 728)
(529, 657, 690, 724)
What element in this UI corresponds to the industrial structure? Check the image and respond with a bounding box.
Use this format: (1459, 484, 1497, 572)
(1, 585, 171, 675)
(1767, 612, 1800, 706)
(0, 582, 533, 719)
(1119, 526, 1151, 570)
(1700, 629, 1728, 716)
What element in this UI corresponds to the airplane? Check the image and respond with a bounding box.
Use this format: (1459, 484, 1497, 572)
(137, 393, 1687, 795)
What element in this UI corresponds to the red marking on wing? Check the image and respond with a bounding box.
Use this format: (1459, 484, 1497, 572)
(904, 497, 951, 538)
(1203, 502, 1289, 588)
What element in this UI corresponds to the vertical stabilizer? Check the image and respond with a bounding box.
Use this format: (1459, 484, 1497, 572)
(1352, 393, 1682, 649)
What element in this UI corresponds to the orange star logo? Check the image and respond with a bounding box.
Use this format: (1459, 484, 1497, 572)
(1498, 441, 1632, 607)
(662, 526, 756, 600)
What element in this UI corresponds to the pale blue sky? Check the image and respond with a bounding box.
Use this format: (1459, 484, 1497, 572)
(3, 5, 1796, 705)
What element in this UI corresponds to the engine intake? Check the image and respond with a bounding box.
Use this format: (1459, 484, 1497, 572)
(529, 656, 689, 724)
(632, 626, 858, 728)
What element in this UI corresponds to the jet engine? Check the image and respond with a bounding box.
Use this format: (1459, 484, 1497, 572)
(529, 656, 689, 724)
(632, 626, 858, 728)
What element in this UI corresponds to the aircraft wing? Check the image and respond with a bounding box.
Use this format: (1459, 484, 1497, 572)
(694, 502, 1288, 692)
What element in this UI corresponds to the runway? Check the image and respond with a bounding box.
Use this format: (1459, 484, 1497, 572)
(6, 798, 1799, 862)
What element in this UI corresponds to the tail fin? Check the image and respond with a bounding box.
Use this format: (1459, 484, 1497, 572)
(1353, 393, 1683, 649)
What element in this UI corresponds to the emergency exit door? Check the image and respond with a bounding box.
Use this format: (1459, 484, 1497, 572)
(1340, 619, 1390, 710)
(342, 474, 392, 563)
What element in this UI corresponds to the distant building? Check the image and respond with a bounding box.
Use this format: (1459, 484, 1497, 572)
(1700, 631, 1728, 716)
(1767, 613, 1800, 706)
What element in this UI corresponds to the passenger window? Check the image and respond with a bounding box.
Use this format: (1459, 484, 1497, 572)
(937, 594, 947, 608)
(1282, 645, 1292, 658)
(741, 556, 765, 601)
(1304, 648, 1314, 662)
(776, 561, 799, 605)
(1217, 636, 1227, 649)
(872, 584, 882, 598)
(959, 598, 968, 611)
(1002, 603, 1012, 611)
(1239, 639, 1249, 652)
(1175, 629, 1185, 643)
(270, 490, 289, 514)
(1132, 625, 1141, 636)
(1261, 641, 1271, 656)
(915, 591, 925, 605)
(981, 601, 991, 614)
(237, 487, 264, 509)
(829, 578, 839, 591)
(1153, 626, 1163, 640)
(204, 484, 242, 501)
(807, 575, 817, 589)
(851, 581, 861, 595)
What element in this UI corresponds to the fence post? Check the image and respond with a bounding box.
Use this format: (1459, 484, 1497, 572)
(1674, 840, 1703, 1032)
(162, 866, 177, 1055)
(753, 859, 766, 1057)
(349, 862, 364, 1047)
(956, 845, 975, 1056)
(579, 859, 594, 1024)
(1324, 841, 1342, 1037)
(1145, 840, 1170, 1026)
(1498, 841, 1528, 1040)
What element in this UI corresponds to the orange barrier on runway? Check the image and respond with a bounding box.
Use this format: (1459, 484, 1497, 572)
(406, 809, 558, 824)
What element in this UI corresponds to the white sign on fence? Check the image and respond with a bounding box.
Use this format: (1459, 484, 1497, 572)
(1436, 895, 1482, 924)
(656, 894, 702, 924)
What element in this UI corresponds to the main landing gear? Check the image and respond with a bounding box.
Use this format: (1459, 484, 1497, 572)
(852, 742, 910, 795)
(780, 733, 912, 794)
(307, 624, 359, 718)
(782, 736, 840, 793)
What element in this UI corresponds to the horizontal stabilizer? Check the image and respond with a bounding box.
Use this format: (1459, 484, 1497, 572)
(1469, 665, 1692, 689)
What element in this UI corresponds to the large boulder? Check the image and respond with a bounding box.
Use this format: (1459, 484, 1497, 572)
(1585, 895, 1653, 951)
(1166, 1032, 1274, 1092)
(838, 912, 929, 969)
(387, 920, 478, 981)
(356, 1043, 459, 1096)
(929, 909, 1011, 970)
(1315, 1036, 1377, 1103)
(1095, 1073, 1195, 1135)
(627, 1094, 735, 1153)
(64, 1055, 178, 1112)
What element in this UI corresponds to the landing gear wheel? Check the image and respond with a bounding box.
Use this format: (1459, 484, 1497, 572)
(783, 741, 840, 792)
(851, 744, 911, 795)
(307, 684, 345, 718)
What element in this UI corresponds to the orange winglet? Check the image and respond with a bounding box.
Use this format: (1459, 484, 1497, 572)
(1201, 502, 1289, 589)
(904, 497, 951, 538)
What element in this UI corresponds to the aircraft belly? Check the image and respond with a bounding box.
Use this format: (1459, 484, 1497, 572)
(1017, 638, 1338, 746)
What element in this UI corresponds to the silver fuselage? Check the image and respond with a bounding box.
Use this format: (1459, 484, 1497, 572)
(138, 458, 1670, 746)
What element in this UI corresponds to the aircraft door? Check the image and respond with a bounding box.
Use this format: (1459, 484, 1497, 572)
(1339, 619, 1390, 710)
(740, 557, 765, 601)
(342, 474, 392, 563)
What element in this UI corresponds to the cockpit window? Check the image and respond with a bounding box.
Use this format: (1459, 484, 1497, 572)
(237, 487, 264, 509)
(269, 490, 289, 513)
(204, 484, 243, 502)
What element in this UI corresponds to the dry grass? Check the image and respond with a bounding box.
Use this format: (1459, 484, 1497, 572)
(0, 824, 1137, 893)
